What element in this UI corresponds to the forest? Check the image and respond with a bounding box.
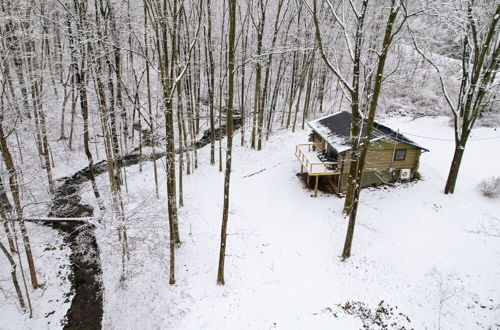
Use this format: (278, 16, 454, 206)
(0, 0, 499, 328)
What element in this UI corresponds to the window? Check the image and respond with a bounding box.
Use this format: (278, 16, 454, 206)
(394, 149, 406, 161)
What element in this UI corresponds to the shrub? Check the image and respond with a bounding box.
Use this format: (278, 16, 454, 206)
(478, 177, 500, 198)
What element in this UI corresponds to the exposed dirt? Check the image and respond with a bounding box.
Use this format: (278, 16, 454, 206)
(320, 300, 413, 329)
(296, 173, 337, 195)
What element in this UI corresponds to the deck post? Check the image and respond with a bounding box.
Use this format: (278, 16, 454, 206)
(307, 174, 310, 187)
(314, 176, 319, 197)
(300, 165, 303, 173)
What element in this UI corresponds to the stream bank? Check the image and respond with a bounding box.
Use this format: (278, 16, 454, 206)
(45, 120, 241, 329)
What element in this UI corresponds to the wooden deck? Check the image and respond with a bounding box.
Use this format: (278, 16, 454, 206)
(295, 143, 340, 176)
(295, 143, 340, 197)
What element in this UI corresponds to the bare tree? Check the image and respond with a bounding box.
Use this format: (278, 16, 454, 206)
(0, 241, 26, 312)
(412, 1, 499, 194)
(0, 109, 39, 288)
(217, 0, 237, 285)
(146, 0, 202, 284)
(71, 0, 105, 210)
(310, 0, 410, 259)
(205, 0, 217, 165)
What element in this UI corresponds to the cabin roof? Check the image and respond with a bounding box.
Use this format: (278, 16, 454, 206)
(307, 111, 429, 153)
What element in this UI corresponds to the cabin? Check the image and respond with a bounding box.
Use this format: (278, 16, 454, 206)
(295, 111, 429, 196)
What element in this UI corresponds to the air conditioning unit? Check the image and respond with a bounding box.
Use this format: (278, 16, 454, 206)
(400, 169, 411, 180)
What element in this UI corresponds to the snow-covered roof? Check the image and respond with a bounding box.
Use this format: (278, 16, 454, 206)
(307, 111, 429, 153)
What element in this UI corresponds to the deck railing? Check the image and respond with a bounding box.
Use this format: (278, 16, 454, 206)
(295, 143, 340, 176)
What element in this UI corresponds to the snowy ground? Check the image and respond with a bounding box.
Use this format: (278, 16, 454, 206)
(0, 223, 72, 329)
(2, 115, 499, 329)
(93, 116, 500, 329)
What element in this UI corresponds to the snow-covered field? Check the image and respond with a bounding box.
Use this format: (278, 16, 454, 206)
(2, 115, 499, 329)
(96, 116, 500, 329)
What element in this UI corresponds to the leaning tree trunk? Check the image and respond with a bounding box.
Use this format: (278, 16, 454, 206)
(0, 241, 26, 311)
(342, 0, 401, 259)
(0, 115, 39, 288)
(340, 0, 368, 216)
(0, 176, 16, 253)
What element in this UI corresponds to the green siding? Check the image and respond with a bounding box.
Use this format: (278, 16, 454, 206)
(337, 139, 423, 193)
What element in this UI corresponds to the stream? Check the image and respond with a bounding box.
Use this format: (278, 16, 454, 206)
(45, 118, 241, 329)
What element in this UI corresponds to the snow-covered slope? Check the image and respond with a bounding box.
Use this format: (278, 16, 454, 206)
(91, 116, 500, 329)
(0, 224, 72, 329)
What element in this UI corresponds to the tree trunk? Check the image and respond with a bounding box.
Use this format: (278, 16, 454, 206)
(176, 85, 185, 207)
(72, 0, 104, 209)
(342, 0, 401, 259)
(240, 14, 249, 146)
(301, 55, 315, 130)
(144, 3, 159, 198)
(0, 175, 16, 253)
(285, 50, 298, 128)
(205, 0, 216, 165)
(217, 0, 236, 286)
(341, 0, 369, 216)
(444, 144, 466, 194)
(0, 241, 26, 311)
(0, 115, 38, 288)
(252, 1, 266, 149)
(266, 57, 287, 139)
